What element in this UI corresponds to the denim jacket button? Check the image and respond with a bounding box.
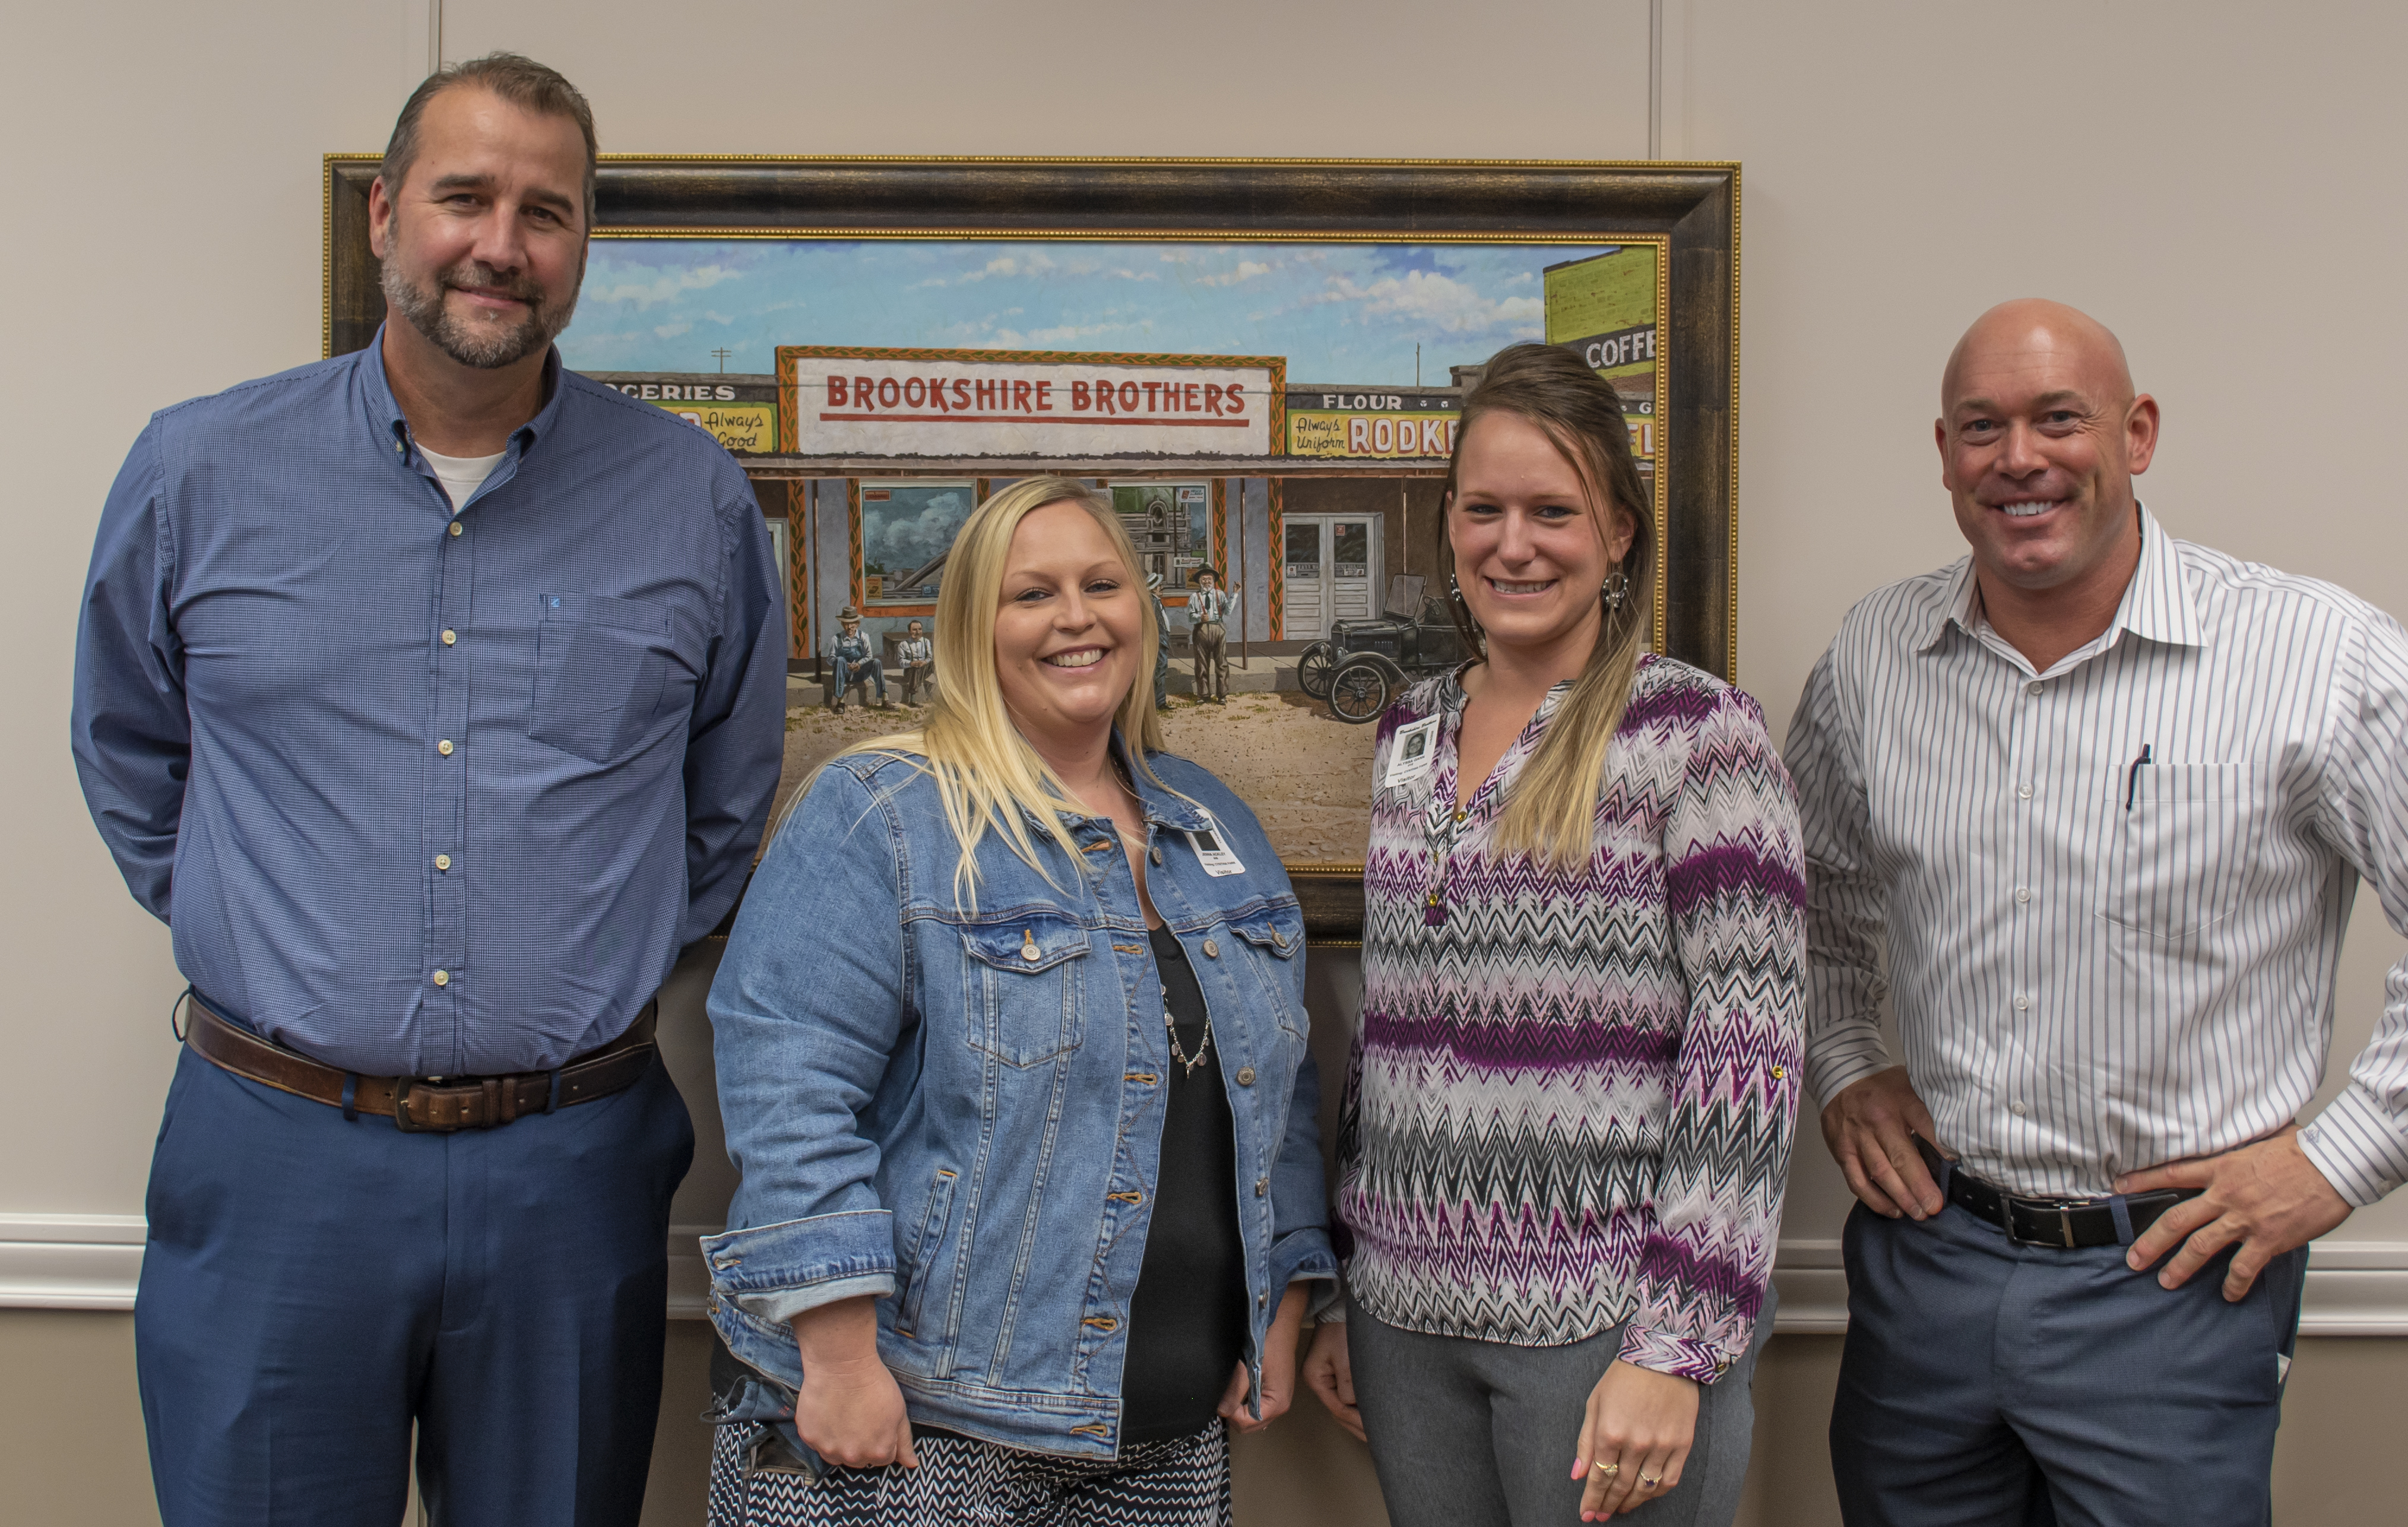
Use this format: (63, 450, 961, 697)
(1235, 1066, 1257, 1086)
(1149, 845, 1164, 865)
(1202, 939, 1220, 958)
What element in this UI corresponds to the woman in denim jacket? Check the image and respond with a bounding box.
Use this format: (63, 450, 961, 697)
(702, 477, 1336, 1527)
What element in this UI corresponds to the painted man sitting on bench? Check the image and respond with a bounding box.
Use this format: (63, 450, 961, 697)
(828, 606, 888, 711)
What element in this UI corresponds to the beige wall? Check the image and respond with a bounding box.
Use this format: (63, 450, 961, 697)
(6, 2, 2407, 1523)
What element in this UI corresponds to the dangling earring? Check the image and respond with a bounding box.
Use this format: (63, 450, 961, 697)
(1449, 571, 1467, 605)
(1601, 567, 1630, 613)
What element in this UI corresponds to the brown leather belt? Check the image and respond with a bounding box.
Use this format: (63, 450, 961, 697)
(183, 996, 659, 1133)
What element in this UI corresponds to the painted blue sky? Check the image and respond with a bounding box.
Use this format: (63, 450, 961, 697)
(556, 239, 1618, 384)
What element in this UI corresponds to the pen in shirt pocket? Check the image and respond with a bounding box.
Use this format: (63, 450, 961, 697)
(2124, 743, 2153, 811)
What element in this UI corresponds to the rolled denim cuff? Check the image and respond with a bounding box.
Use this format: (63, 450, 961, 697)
(702, 1209, 896, 1313)
(1267, 1227, 1338, 1297)
(737, 1273, 899, 1328)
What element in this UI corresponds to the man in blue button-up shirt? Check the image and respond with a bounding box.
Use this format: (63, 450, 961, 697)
(71, 54, 783, 1527)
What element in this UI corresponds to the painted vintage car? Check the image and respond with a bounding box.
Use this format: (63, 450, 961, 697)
(1297, 575, 1472, 724)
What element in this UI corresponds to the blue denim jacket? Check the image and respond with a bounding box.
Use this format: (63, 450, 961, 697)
(703, 742, 1336, 1461)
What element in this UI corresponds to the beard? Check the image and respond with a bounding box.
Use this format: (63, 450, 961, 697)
(381, 242, 581, 370)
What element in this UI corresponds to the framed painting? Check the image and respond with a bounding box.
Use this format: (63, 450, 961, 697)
(324, 157, 1741, 940)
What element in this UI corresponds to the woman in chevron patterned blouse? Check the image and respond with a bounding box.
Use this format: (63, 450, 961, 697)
(1302, 343, 1807, 1525)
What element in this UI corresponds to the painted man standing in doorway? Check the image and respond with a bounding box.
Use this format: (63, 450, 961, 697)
(1788, 299, 2408, 1526)
(71, 53, 785, 1527)
(1187, 565, 1236, 704)
(1148, 571, 1175, 709)
(896, 617, 934, 705)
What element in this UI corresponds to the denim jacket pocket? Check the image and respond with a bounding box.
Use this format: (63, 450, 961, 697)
(529, 593, 678, 765)
(1227, 905, 1309, 1039)
(895, 1166, 961, 1340)
(959, 914, 1091, 1066)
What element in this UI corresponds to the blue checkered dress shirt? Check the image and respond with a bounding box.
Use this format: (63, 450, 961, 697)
(72, 333, 786, 1076)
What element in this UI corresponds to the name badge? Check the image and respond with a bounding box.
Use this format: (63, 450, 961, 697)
(1186, 813, 1246, 877)
(1383, 716, 1440, 791)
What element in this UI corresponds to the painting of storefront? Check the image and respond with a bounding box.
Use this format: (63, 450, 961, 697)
(555, 233, 1673, 859)
(769, 346, 1295, 670)
(579, 335, 1652, 680)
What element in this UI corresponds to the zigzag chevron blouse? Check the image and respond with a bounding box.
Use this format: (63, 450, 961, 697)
(1337, 655, 1807, 1382)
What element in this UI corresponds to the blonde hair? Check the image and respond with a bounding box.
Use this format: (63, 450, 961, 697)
(1439, 343, 1659, 866)
(796, 477, 1168, 904)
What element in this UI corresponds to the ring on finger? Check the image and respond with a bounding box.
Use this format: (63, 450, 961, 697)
(1599, 1461, 1620, 1477)
(1639, 1475, 1661, 1490)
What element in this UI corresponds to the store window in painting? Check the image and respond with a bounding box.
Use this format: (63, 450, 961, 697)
(861, 480, 975, 606)
(1111, 482, 1211, 590)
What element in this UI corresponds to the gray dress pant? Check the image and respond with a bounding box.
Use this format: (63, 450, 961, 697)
(1348, 1295, 1773, 1527)
(1831, 1202, 2305, 1527)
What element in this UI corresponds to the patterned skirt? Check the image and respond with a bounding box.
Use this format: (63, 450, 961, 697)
(706, 1417, 1232, 1527)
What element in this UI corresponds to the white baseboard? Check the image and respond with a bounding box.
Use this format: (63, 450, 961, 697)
(0, 1215, 147, 1311)
(12, 1218, 2408, 1335)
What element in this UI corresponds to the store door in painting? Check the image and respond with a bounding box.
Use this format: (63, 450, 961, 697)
(1282, 514, 1380, 639)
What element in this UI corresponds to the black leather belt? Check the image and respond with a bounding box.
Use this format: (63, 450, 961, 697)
(1915, 1135, 2197, 1250)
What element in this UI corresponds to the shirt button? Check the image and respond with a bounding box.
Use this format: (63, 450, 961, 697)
(432, 970, 450, 987)
(1202, 939, 1220, 959)
(1255, 1177, 1268, 1197)
(1257, 1293, 1268, 1309)
(2009, 1101, 2028, 1117)
(441, 629, 458, 646)
(2014, 995, 2030, 1010)
(2014, 886, 2030, 904)
(448, 521, 463, 537)
(438, 739, 455, 756)
(1235, 1066, 1257, 1086)
(2017, 783, 2033, 800)
(2025, 681, 2045, 696)
(1770, 1065, 1785, 1080)
(1149, 845, 1164, 866)
(435, 854, 451, 872)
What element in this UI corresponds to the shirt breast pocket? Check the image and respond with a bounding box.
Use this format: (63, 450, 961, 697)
(2098, 762, 2266, 941)
(529, 593, 681, 765)
(959, 915, 1090, 1067)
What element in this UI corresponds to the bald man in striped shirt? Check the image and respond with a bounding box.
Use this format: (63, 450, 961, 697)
(1787, 299, 2408, 1526)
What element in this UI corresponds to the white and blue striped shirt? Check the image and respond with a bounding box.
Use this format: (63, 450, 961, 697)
(1788, 507, 2408, 1205)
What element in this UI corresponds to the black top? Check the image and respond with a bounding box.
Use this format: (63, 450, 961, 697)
(1119, 924, 1249, 1442)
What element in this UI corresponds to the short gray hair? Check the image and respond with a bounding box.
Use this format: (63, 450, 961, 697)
(379, 52, 598, 226)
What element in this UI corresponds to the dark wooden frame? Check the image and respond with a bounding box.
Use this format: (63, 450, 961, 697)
(326, 156, 1741, 941)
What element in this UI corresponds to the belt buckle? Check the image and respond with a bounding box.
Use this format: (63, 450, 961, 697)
(392, 1076, 493, 1133)
(2005, 1197, 2089, 1250)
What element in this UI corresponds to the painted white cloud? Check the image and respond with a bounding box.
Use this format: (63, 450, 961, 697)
(984, 318, 1146, 347)
(1194, 260, 1273, 288)
(1319, 270, 1544, 334)
(589, 263, 743, 310)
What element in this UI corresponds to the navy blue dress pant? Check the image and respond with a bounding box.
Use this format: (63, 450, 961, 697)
(1830, 1201, 2306, 1527)
(136, 1041, 695, 1527)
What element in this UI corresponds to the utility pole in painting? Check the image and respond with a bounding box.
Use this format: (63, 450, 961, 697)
(711, 347, 733, 373)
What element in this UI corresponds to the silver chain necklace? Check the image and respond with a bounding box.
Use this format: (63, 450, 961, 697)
(1161, 977, 1214, 1075)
